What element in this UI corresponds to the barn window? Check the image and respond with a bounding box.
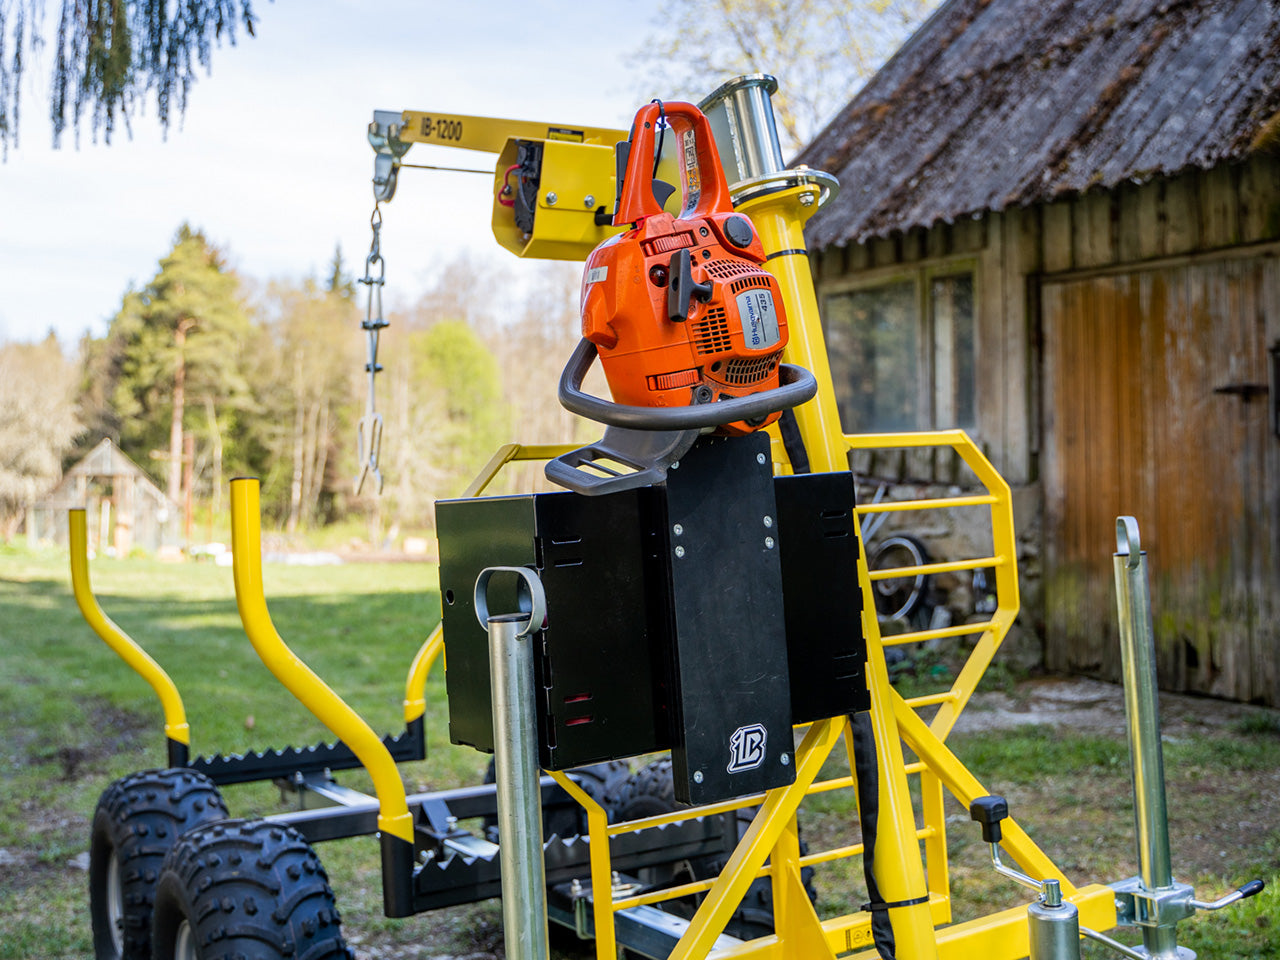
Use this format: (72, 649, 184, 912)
(823, 268, 976, 433)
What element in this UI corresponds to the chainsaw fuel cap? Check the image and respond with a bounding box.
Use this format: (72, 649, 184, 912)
(724, 215, 754, 248)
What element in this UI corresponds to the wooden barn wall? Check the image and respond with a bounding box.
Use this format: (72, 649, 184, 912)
(812, 153, 1280, 703)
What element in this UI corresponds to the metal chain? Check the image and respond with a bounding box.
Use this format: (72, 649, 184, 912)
(355, 202, 388, 495)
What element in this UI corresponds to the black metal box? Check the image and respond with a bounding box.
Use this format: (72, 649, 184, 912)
(436, 435, 869, 803)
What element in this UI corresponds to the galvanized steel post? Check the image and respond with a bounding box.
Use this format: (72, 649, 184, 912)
(476, 566, 549, 960)
(1113, 517, 1182, 959)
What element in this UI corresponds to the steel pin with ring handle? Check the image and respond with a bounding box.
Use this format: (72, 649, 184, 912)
(476, 565, 549, 960)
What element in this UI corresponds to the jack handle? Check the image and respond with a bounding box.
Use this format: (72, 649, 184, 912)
(1190, 880, 1266, 912)
(229, 479, 413, 848)
(68, 508, 190, 766)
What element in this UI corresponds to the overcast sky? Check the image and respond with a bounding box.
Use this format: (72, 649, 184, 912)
(0, 1, 652, 346)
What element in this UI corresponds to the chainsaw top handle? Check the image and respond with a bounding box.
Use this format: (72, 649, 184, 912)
(614, 100, 732, 225)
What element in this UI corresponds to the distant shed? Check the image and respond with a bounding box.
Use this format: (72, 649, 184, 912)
(29, 438, 179, 556)
(796, 0, 1280, 703)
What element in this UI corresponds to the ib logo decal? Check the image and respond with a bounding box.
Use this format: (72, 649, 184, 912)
(727, 723, 768, 773)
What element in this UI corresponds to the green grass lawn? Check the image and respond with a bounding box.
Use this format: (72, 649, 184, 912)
(1, 541, 1276, 959)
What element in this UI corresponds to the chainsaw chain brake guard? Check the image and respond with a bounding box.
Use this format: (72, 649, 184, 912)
(547, 100, 816, 496)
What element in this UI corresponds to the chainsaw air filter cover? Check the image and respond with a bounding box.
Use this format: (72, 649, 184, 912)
(580, 101, 789, 436)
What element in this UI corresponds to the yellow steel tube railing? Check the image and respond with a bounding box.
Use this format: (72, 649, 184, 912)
(229, 478, 413, 843)
(461, 442, 579, 498)
(868, 556, 1005, 581)
(550, 770, 616, 957)
(402, 623, 443, 725)
(68, 508, 190, 749)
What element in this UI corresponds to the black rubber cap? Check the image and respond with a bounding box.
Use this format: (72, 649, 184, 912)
(724, 215, 754, 248)
(1238, 879, 1266, 899)
(969, 795, 1009, 844)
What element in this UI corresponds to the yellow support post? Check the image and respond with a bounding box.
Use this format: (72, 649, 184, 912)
(741, 182, 940, 958)
(229, 478, 413, 845)
(68, 508, 190, 758)
(550, 771, 617, 958)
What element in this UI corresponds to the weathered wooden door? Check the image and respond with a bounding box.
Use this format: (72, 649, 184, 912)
(1042, 253, 1278, 704)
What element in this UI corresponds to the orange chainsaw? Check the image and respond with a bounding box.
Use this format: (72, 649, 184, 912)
(547, 100, 816, 495)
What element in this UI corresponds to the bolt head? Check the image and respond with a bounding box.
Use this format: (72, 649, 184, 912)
(765, 537, 775, 549)
(693, 770, 704, 783)
(781, 753, 790, 766)
(584, 195, 596, 207)
(675, 545, 686, 558)
(763, 516, 773, 528)
(756, 453, 767, 465)
(673, 523, 684, 536)
(799, 192, 815, 207)
(546, 192, 558, 205)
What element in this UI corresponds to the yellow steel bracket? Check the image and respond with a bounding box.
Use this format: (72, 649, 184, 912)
(371, 109, 626, 261)
(229, 478, 413, 843)
(68, 508, 190, 750)
(490, 137, 621, 260)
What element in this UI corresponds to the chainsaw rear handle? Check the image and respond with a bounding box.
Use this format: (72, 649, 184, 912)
(557, 337, 817, 431)
(615, 100, 732, 224)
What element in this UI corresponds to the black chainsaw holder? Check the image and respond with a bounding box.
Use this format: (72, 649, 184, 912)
(436, 433, 870, 805)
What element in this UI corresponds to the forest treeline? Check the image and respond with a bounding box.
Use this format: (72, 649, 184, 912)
(0, 225, 601, 542)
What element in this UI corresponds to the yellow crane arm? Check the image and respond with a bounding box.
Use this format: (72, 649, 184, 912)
(390, 110, 625, 153)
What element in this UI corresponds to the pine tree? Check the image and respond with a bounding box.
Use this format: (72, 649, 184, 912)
(94, 225, 251, 500)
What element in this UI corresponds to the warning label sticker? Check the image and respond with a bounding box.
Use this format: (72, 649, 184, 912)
(736, 289, 781, 350)
(680, 128, 701, 217)
(547, 127, 586, 142)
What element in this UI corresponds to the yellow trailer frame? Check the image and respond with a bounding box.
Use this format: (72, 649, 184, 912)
(356, 103, 1123, 957)
(72, 92, 1125, 959)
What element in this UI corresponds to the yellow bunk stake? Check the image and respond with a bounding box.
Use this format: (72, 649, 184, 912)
(402, 623, 442, 727)
(68, 508, 191, 765)
(229, 478, 413, 847)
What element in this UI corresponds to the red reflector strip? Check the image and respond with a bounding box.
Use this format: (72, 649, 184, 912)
(647, 369, 700, 391)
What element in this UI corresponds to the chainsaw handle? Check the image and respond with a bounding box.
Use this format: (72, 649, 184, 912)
(557, 338, 816, 430)
(615, 101, 732, 224)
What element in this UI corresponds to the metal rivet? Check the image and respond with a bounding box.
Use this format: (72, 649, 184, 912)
(584, 195, 596, 207)
(763, 516, 773, 528)
(780, 753, 790, 766)
(546, 192, 558, 205)
(673, 523, 684, 536)
(675, 545, 686, 558)
(693, 770, 704, 783)
(765, 537, 775, 549)
(756, 453, 767, 465)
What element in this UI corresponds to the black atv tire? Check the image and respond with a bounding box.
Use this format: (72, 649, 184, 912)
(151, 819, 352, 960)
(90, 768, 229, 960)
(610, 758, 817, 943)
